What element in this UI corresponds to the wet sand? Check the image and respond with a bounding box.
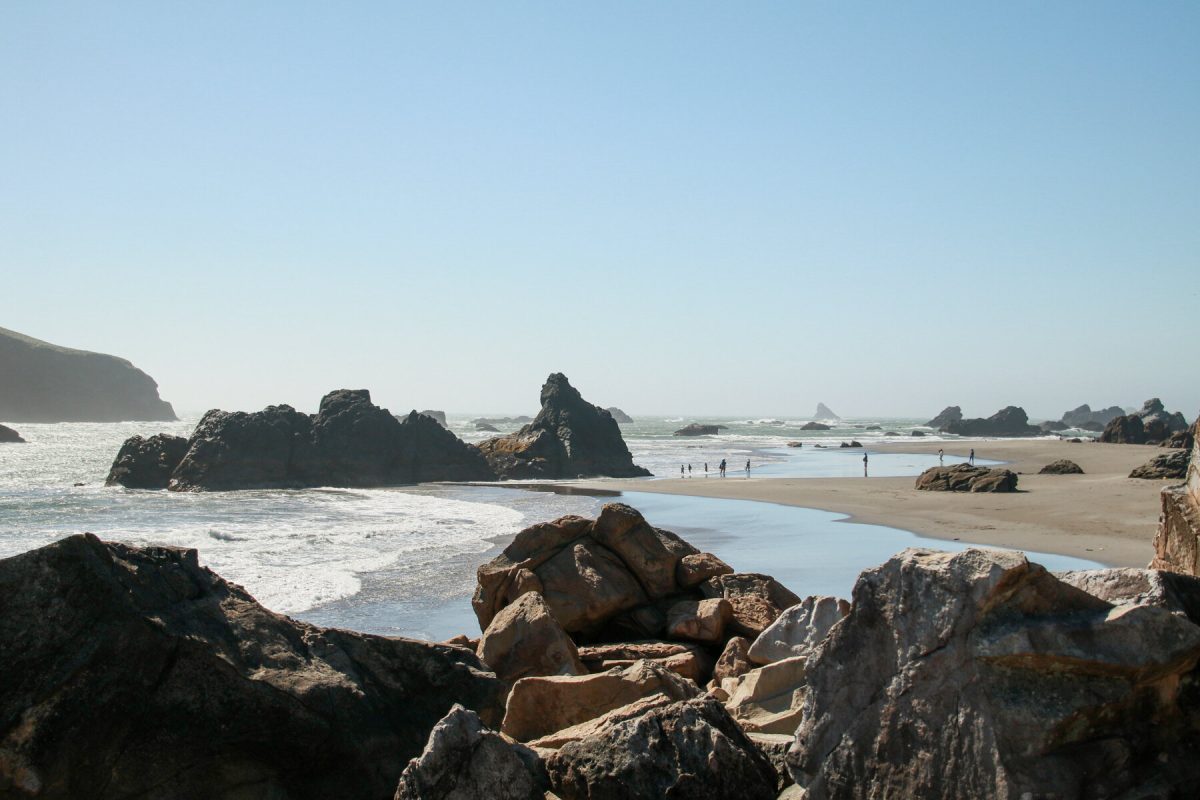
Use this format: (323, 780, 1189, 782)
(568, 440, 1174, 568)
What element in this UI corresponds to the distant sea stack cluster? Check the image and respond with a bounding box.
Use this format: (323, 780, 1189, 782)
(1100, 398, 1191, 445)
(106, 373, 650, 490)
(0, 325, 176, 423)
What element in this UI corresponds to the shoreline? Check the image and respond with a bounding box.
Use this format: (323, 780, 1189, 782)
(565, 439, 1172, 568)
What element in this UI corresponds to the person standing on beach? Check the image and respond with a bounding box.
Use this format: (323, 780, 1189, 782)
(704, 462, 708, 476)
(938, 448, 944, 465)
(969, 448, 975, 465)
(681, 464, 685, 478)
(863, 451, 869, 477)
(719, 459, 726, 477)
(687, 463, 692, 476)
(745, 459, 750, 476)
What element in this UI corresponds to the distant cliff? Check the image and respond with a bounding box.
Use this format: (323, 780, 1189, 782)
(0, 326, 176, 422)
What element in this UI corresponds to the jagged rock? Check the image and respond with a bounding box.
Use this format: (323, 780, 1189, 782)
(545, 696, 778, 800)
(1058, 567, 1200, 620)
(527, 694, 676, 752)
(925, 405, 962, 428)
(477, 374, 651, 479)
(605, 407, 634, 424)
(813, 403, 840, 420)
(700, 573, 803, 638)
(747, 596, 850, 665)
(940, 406, 1040, 436)
(676, 552, 733, 588)
(801, 422, 830, 431)
(1151, 425, 1200, 577)
(665, 598, 732, 643)
(838, 440, 863, 448)
(674, 423, 720, 436)
(1060, 403, 1124, 428)
(104, 433, 190, 488)
(1130, 450, 1189, 480)
(786, 547, 1200, 798)
(1135, 397, 1189, 434)
(576, 642, 713, 684)
(1038, 459, 1084, 475)
(723, 656, 807, 735)
(1101, 414, 1146, 444)
(394, 705, 544, 800)
(713, 636, 754, 684)
(1163, 428, 1195, 449)
(0, 423, 25, 443)
(748, 732, 796, 792)
(501, 659, 698, 743)
(0, 325, 176, 422)
(915, 464, 1018, 492)
(475, 422, 500, 432)
(418, 409, 448, 427)
(590, 503, 696, 600)
(0, 534, 506, 799)
(477, 592, 586, 683)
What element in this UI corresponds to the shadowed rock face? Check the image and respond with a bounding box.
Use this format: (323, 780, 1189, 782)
(0, 325, 176, 422)
(477, 374, 651, 480)
(0, 423, 25, 443)
(104, 433, 189, 488)
(924, 405, 962, 429)
(1130, 450, 1189, 480)
(940, 406, 1040, 437)
(0, 534, 506, 800)
(1151, 422, 1200, 577)
(1101, 414, 1146, 444)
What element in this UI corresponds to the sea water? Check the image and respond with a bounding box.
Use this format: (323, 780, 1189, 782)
(0, 414, 1090, 640)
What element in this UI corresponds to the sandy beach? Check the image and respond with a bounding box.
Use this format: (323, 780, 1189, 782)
(569, 440, 1175, 568)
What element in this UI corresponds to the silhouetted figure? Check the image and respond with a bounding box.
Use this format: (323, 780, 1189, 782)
(863, 451, 869, 477)
(938, 448, 944, 465)
(681, 464, 685, 478)
(969, 448, 975, 465)
(704, 462, 708, 476)
(745, 460, 750, 476)
(688, 464, 692, 476)
(719, 459, 727, 477)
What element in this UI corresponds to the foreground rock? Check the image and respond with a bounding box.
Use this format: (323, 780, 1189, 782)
(1038, 458, 1084, 474)
(940, 405, 1040, 436)
(477, 374, 651, 479)
(1130, 450, 1189, 480)
(477, 591, 586, 683)
(914, 463, 1018, 492)
(0, 325, 177, 422)
(0, 423, 25, 443)
(104, 433, 190, 488)
(1151, 422, 1200, 576)
(787, 547, 1200, 798)
(0, 534, 506, 799)
(545, 696, 778, 800)
(924, 405, 962, 429)
(747, 595, 849, 665)
(674, 423, 720, 436)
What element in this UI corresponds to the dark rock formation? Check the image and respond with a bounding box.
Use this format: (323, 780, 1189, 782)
(419, 409, 448, 427)
(104, 433, 189, 489)
(801, 422, 830, 431)
(1079, 420, 1105, 431)
(1135, 398, 1188, 436)
(864, 425, 882, 431)
(909, 430, 926, 437)
(1151, 423, 1200, 576)
(0, 325, 176, 422)
(1038, 420, 1066, 432)
(107, 390, 495, 491)
(0, 423, 25, 443)
(915, 464, 1018, 492)
(674, 423, 720, 436)
(813, 403, 840, 420)
(1101, 414, 1146, 444)
(1060, 403, 1124, 428)
(605, 407, 634, 424)
(1039, 459, 1084, 475)
(471, 416, 533, 427)
(940, 406, 1040, 437)
(786, 548, 1200, 798)
(476, 422, 500, 432)
(477, 374, 650, 480)
(924, 406, 962, 429)
(838, 441, 863, 448)
(1130, 450, 1190, 480)
(0, 534, 505, 799)
(1164, 428, 1195, 449)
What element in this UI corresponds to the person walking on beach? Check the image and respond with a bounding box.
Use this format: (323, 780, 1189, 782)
(969, 448, 975, 465)
(719, 459, 726, 477)
(704, 462, 708, 476)
(863, 451, 869, 477)
(745, 459, 751, 476)
(681, 464, 685, 478)
(688, 464, 692, 476)
(938, 448, 944, 465)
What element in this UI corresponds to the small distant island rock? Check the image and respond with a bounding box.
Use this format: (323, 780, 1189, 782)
(910, 430, 926, 437)
(674, 424, 721, 436)
(418, 409, 447, 427)
(801, 421, 831, 431)
(0, 325, 177, 423)
(471, 415, 533, 427)
(477, 373, 651, 480)
(940, 406, 1040, 437)
(475, 422, 500, 432)
(814, 403, 840, 420)
(925, 406, 962, 429)
(1039, 459, 1084, 475)
(606, 407, 634, 424)
(915, 464, 1018, 492)
(0, 423, 25, 443)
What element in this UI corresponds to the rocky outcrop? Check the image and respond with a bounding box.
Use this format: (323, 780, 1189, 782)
(786, 547, 1200, 798)
(104, 433, 189, 488)
(545, 696, 778, 800)
(1130, 450, 1189, 480)
(475, 422, 500, 432)
(940, 405, 1040, 436)
(575, 642, 713, 684)
(674, 423, 720, 436)
(419, 409, 448, 427)
(813, 403, 840, 420)
(924, 405, 962, 429)
(801, 421, 830, 431)
(107, 389, 496, 491)
(1101, 413, 1146, 443)
(0, 534, 506, 799)
(0, 423, 25, 443)
(1151, 425, 1200, 577)
(838, 440, 862, 448)
(477, 591, 586, 683)
(477, 374, 651, 479)
(1164, 428, 1195, 449)
(1039, 458, 1084, 475)
(0, 325, 176, 422)
(746, 595, 849, 665)
(1060, 403, 1124, 428)
(605, 407, 634, 424)
(915, 464, 1018, 492)
(1135, 397, 1189, 436)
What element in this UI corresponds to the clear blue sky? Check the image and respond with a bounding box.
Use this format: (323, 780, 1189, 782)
(3, 2, 1197, 418)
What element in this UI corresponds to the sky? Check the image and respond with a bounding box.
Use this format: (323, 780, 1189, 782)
(3, 2, 1197, 419)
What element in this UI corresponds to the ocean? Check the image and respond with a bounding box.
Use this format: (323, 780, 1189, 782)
(0, 413, 1096, 640)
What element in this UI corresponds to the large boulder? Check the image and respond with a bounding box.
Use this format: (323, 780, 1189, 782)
(924, 405, 962, 429)
(700, 573, 803, 638)
(915, 463, 1018, 492)
(0, 534, 506, 799)
(477, 373, 651, 479)
(665, 598, 732, 643)
(1038, 458, 1084, 475)
(801, 421, 831, 431)
(1101, 413, 1146, 443)
(1150, 422, 1200, 577)
(747, 596, 850, 665)
(786, 548, 1200, 798)
(393, 705, 544, 800)
(673, 423, 720, 436)
(104, 433, 190, 488)
(1130, 450, 1190, 480)
(940, 405, 1040, 436)
(0, 423, 25, 443)
(477, 592, 586, 683)
(722, 656, 808, 735)
(0, 324, 176, 422)
(545, 696, 778, 800)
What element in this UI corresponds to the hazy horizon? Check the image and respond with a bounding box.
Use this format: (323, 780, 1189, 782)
(4, 3, 1197, 419)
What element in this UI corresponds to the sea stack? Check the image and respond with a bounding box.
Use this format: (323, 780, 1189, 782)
(0, 423, 25, 443)
(924, 405, 962, 429)
(940, 406, 1040, 437)
(0, 325, 176, 422)
(476, 373, 651, 479)
(813, 403, 840, 420)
